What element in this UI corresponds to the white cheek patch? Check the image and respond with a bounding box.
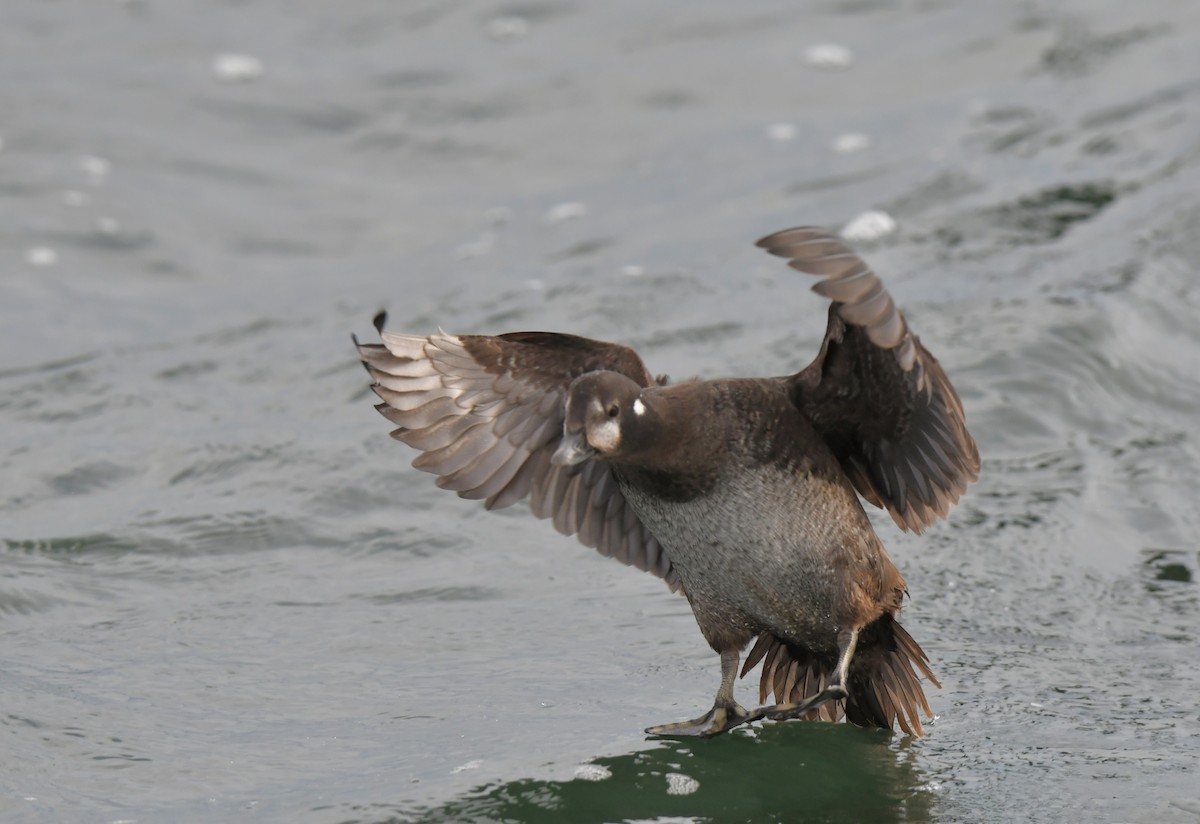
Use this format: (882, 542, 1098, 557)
(591, 418, 621, 452)
(633, 398, 646, 416)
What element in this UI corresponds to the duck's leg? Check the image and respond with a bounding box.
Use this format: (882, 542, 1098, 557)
(753, 628, 858, 723)
(645, 649, 754, 737)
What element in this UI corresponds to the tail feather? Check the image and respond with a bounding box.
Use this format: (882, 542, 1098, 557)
(743, 635, 845, 724)
(845, 614, 938, 735)
(743, 614, 938, 735)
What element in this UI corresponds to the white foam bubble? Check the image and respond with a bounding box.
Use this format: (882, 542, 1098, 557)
(573, 763, 612, 781)
(832, 132, 871, 154)
(27, 247, 58, 267)
(487, 16, 530, 40)
(454, 232, 495, 259)
(767, 122, 798, 141)
(450, 759, 482, 774)
(665, 772, 700, 796)
(841, 210, 897, 242)
(543, 201, 588, 224)
(79, 155, 111, 184)
(212, 53, 264, 83)
(804, 43, 854, 69)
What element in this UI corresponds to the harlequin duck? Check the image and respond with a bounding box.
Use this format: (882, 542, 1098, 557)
(356, 227, 979, 736)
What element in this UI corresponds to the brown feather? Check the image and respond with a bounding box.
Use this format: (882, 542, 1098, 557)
(741, 633, 774, 677)
(758, 228, 979, 532)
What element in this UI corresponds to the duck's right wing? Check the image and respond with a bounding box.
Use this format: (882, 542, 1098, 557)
(356, 319, 682, 591)
(757, 227, 980, 533)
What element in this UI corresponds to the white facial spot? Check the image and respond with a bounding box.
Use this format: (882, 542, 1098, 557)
(591, 418, 621, 452)
(633, 398, 646, 416)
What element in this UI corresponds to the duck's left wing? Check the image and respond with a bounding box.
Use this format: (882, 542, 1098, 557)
(357, 321, 681, 590)
(757, 227, 980, 532)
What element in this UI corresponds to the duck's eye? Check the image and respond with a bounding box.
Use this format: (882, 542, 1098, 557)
(607, 403, 620, 418)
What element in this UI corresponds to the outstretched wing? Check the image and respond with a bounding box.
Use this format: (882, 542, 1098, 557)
(357, 318, 681, 590)
(757, 227, 979, 532)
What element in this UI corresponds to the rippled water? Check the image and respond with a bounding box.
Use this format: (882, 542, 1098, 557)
(3, 1, 1199, 822)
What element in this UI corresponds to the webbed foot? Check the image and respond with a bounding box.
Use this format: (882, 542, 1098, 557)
(645, 702, 755, 737)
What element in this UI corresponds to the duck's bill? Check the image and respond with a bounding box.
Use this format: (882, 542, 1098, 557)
(551, 432, 596, 466)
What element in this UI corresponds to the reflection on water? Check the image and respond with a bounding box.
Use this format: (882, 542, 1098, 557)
(394, 725, 933, 824)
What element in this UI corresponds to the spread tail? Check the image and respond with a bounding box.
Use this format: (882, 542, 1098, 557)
(742, 614, 940, 735)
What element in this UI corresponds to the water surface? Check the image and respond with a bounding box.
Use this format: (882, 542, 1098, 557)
(2, 1, 1199, 822)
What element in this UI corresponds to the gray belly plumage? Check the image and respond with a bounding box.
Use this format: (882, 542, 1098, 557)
(617, 463, 870, 652)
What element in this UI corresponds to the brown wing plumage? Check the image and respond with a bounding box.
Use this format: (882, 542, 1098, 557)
(356, 321, 681, 590)
(757, 227, 980, 533)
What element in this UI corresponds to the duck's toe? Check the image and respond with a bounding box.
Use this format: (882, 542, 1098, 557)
(757, 684, 849, 723)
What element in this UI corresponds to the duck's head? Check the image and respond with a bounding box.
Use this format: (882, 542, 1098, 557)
(552, 371, 650, 466)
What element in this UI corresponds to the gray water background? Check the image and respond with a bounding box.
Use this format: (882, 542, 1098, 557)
(3, 1, 1199, 822)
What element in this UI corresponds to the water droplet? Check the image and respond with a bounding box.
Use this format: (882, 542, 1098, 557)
(212, 53, 264, 83)
(804, 43, 854, 69)
(840, 210, 896, 242)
